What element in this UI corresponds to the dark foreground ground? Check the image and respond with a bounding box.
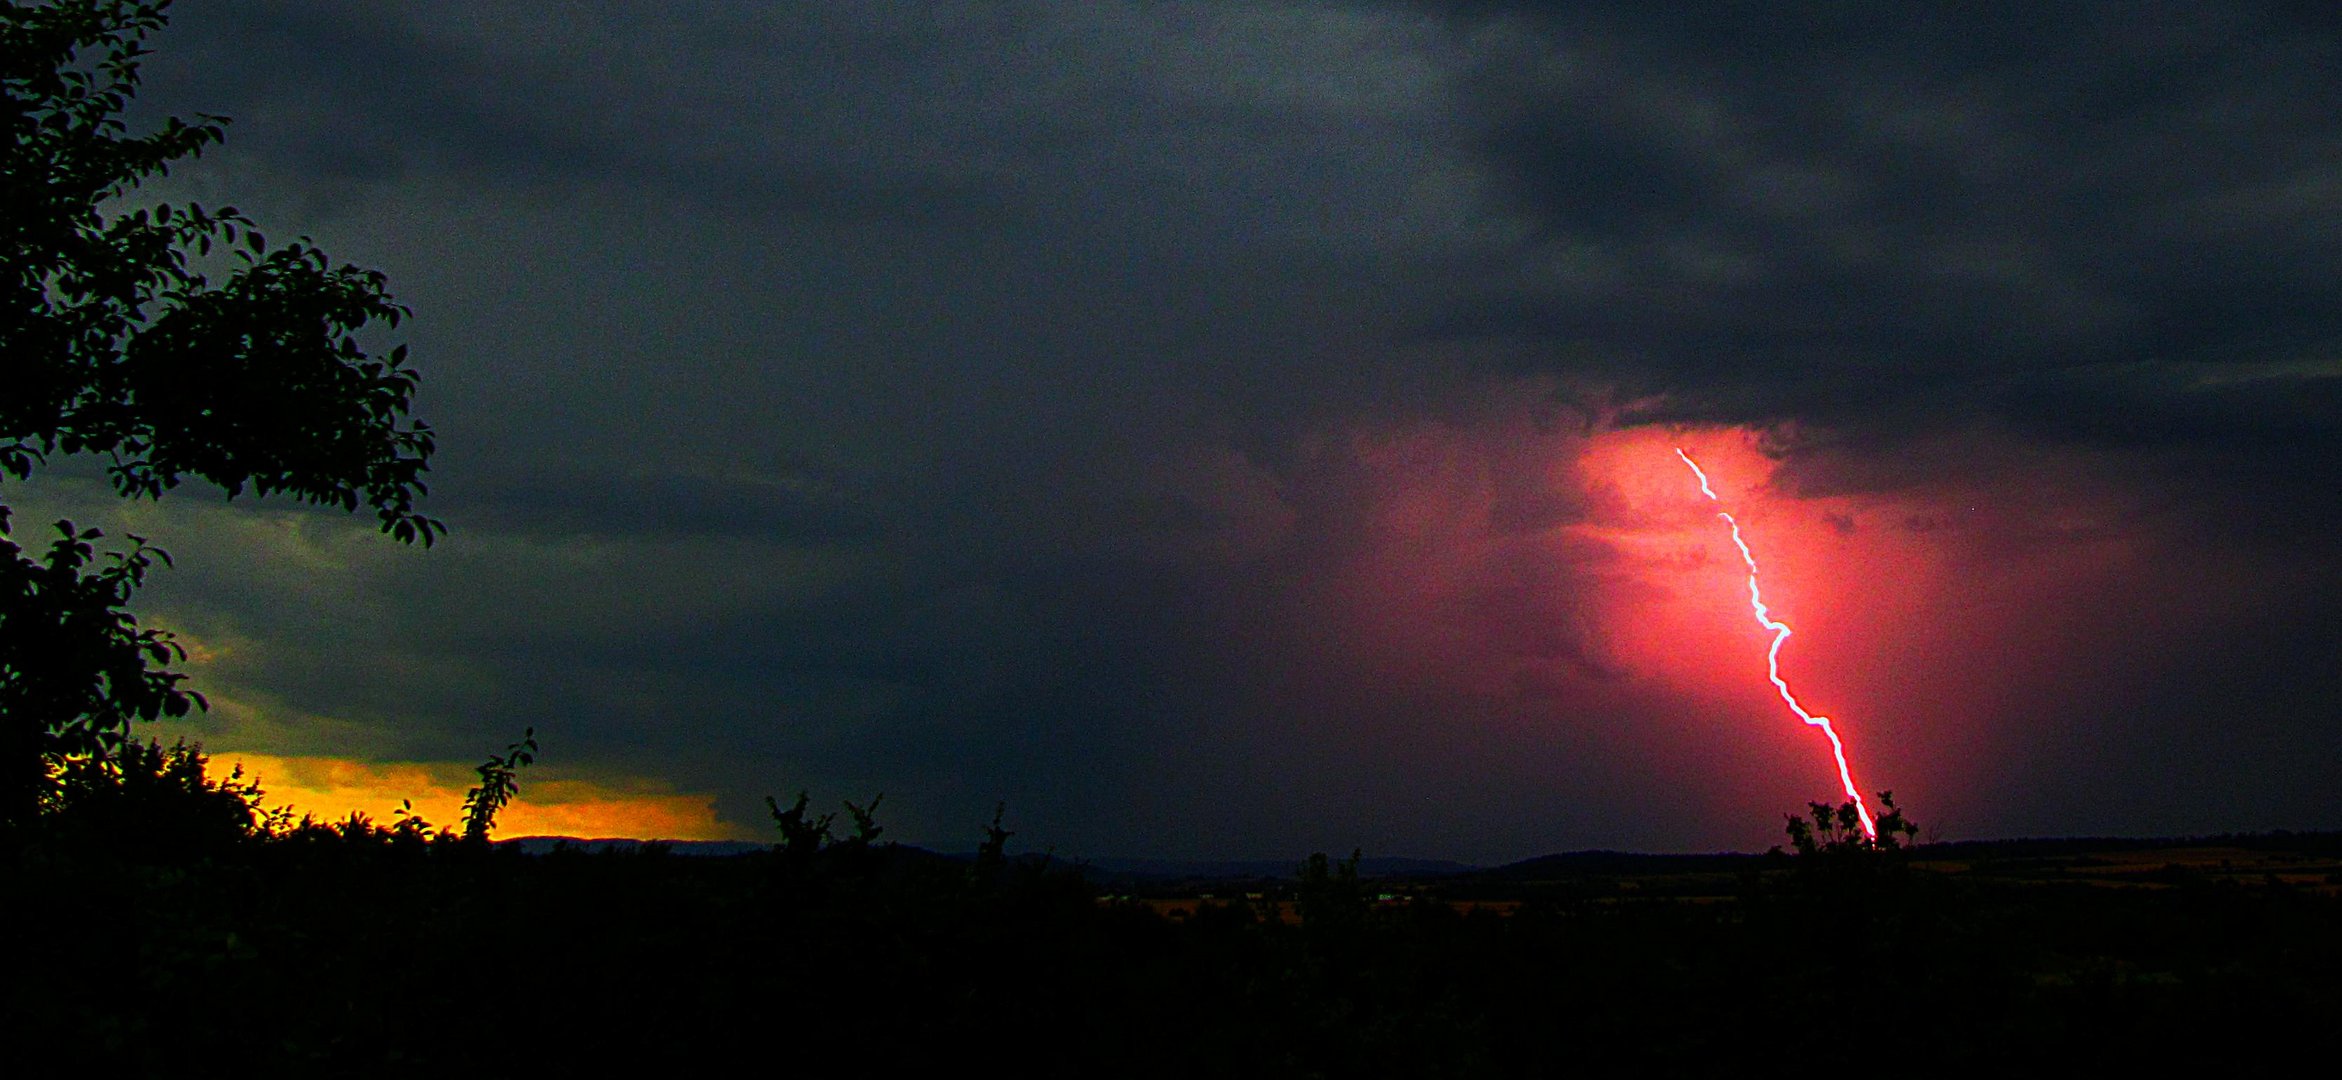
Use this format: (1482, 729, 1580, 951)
(9, 829, 2340, 1077)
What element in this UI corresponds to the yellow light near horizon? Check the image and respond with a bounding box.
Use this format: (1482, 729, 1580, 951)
(216, 752, 744, 842)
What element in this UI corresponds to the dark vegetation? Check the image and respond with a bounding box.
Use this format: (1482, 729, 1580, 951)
(10, 744, 2342, 1076)
(3, 0, 435, 831)
(7, 4, 2341, 1074)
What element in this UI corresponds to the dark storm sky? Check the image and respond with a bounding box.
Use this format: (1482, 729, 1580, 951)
(34, 1, 2339, 860)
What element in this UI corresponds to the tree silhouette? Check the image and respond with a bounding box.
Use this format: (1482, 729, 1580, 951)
(1783, 791, 1920, 859)
(766, 789, 836, 866)
(972, 801, 1012, 883)
(842, 792, 885, 845)
(1774, 791, 1924, 912)
(459, 728, 536, 844)
(0, 511, 200, 824)
(1, 0, 437, 827)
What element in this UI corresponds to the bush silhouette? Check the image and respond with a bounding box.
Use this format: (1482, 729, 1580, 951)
(39, 737, 278, 858)
(1779, 790, 1922, 890)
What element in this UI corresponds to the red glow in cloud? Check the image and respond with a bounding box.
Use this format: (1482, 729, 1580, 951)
(1567, 422, 2204, 847)
(1676, 447, 1877, 838)
(1235, 410, 2231, 850)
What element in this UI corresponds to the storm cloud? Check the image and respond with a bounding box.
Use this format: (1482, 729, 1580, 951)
(21, 0, 2335, 861)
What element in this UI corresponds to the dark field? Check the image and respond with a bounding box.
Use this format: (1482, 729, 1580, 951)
(11, 823, 2340, 1077)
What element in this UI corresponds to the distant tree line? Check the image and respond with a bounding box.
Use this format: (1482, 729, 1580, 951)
(10, 746, 2339, 1075)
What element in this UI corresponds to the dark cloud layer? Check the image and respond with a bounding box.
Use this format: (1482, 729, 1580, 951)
(1444, 4, 2342, 449)
(28, 0, 2336, 860)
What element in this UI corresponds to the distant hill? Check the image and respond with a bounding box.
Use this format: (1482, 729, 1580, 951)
(1072, 856, 1480, 884)
(1480, 850, 1765, 880)
(500, 836, 768, 856)
(494, 839, 1479, 881)
(1475, 831, 2342, 883)
(1911, 831, 2342, 860)
(495, 831, 2342, 876)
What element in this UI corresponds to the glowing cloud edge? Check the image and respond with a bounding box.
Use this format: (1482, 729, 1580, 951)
(1675, 447, 1878, 839)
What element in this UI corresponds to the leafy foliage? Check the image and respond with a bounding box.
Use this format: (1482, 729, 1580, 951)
(0, 0, 438, 827)
(0, 510, 200, 824)
(39, 736, 277, 855)
(459, 728, 535, 844)
(1783, 790, 1921, 859)
(766, 789, 836, 865)
(842, 791, 885, 844)
(1, 0, 438, 535)
(1776, 791, 1924, 900)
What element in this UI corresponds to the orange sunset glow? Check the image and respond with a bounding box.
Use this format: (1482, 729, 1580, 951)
(214, 752, 743, 841)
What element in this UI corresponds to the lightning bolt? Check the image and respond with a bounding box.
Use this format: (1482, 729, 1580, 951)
(1675, 448, 1876, 839)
